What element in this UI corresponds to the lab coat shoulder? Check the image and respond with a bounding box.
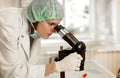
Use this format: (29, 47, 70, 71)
(0, 7, 22, 30)
(0, 7, 23, 41)
(0, 8, 22, 21)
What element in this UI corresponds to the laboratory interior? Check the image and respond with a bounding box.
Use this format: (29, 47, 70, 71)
(0, 0, 120, 78)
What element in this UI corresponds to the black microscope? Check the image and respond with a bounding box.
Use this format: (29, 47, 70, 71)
(55, 25, 86, 71)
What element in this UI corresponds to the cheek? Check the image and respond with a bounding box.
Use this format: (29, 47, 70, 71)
(37, 25, 49, 33)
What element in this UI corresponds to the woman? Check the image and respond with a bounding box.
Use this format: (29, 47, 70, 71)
(0, 0, 82, 78)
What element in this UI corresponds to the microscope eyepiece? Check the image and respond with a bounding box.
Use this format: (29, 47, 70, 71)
(55, 25, 64, 32)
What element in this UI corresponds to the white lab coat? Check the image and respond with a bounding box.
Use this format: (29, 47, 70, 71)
(0, 7, 48, 78)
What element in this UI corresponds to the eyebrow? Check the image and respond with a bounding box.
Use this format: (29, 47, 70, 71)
(46, 20, 58, 25)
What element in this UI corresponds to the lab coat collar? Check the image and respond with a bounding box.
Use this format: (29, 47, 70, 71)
(20, 8, 30, 59)
(20, 33, 30, 58)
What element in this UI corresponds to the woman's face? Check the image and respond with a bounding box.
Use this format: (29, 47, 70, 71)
(36, 19, 61, 39)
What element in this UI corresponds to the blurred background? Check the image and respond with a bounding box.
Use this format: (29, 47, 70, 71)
(0, 0, 120, 76)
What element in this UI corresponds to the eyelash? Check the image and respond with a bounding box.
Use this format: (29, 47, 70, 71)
(48, 23, 56, 26)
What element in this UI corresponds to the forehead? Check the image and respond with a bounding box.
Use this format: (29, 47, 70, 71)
(45, 19, 61, 23)
(37, 19, 61, 26)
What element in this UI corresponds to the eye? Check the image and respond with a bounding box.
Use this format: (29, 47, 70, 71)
(48, 22, 56, 27)
(50, 23, 55, 26)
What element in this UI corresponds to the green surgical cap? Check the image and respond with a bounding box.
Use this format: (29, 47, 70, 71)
(26, 0, 64, 23)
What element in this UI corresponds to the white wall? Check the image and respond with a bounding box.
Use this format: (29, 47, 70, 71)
(0, 0, 20, 7)
(112, 0, 120, 44)
(95, 51, 120, 75)
(0, 0, 30, 8)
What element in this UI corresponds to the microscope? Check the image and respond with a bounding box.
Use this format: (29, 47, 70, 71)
(55, 25, 86, 71)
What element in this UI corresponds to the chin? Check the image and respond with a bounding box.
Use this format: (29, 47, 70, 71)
(43, 36, 49, 39)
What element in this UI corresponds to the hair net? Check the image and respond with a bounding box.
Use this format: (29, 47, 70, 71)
(26, 0, 64, 23)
